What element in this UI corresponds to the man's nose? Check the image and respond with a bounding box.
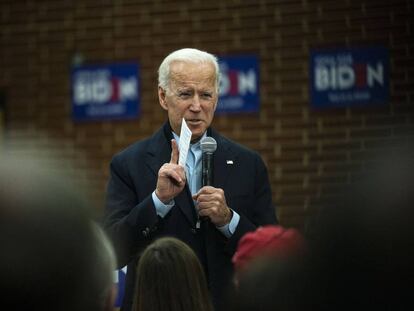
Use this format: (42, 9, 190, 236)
(189, 96, 201, 111)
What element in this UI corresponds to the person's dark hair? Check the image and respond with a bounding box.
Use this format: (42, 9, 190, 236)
(133, 237, 213, 311)
(0, 154, 116, 311)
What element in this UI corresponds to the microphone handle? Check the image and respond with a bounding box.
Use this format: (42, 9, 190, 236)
(202, 152, 214, 186)
(200, 152, 214, 222)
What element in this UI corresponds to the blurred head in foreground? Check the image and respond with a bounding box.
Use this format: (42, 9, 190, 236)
(229, 225, 306, 311)
(133, 237, 213, 311)
(303, 142, 414, 310)
(0, 154, 117, 311)
(231, 141, 414, 311)
(232, 225, 306, 270)
(232, 225, 306, 285)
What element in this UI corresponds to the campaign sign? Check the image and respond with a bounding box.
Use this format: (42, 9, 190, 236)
(310, 47, 389, 108)
(72, 63, 139, 121)
(217, 55, 260, 114)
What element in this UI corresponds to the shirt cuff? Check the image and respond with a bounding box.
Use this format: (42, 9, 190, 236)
(152, 191, 174, 218)
(217, 209, 240, 238)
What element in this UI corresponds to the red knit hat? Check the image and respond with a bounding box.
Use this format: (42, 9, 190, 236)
(232, 225, 306, 272)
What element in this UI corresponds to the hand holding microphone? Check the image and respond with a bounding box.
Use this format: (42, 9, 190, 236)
(193, 186, 232, 226)
(193, 137, 232, 226)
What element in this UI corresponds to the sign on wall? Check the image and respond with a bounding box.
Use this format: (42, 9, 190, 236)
(217, 55, 260, 114)
(71, 63, 140, 121)
(310, 47, 389, 108)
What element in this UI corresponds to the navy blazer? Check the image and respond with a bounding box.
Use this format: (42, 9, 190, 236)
(103, 122, 277, 310)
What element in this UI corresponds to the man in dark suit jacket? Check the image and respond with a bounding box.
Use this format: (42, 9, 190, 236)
(103, 48, 277, 311)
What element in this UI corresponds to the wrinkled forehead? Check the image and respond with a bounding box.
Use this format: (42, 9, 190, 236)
(169, 61, 217, 89)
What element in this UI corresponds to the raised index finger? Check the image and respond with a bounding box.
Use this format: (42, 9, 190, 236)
(170, 139, 179, 164)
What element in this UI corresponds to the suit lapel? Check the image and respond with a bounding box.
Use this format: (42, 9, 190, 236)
(145, 127, 170, 183)
(145, 123, 196, 227)
(211, 131, 237, 190)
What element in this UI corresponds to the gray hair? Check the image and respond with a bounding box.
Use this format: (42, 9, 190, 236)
(158, 48, 220, 92)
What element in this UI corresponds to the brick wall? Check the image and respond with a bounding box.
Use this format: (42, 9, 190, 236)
(1, 0, 413, 230)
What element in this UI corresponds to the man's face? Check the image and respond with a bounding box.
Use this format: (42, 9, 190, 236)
(158, 61, 218, 141)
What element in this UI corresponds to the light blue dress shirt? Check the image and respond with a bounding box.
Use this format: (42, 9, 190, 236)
(151, 132, 240, 238)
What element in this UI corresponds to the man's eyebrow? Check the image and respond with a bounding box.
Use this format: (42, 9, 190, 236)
(176, 88, 192, 92)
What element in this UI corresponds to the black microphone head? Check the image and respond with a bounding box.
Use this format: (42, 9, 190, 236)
(200, 137, 217, 154)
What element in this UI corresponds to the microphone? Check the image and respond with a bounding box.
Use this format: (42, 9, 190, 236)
(200, 136, 217, 187)
(199, 137, 217, 224)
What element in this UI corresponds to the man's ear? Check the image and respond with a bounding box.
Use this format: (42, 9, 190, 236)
(213, 97, 218, 112)
(158, 86, 168, 111)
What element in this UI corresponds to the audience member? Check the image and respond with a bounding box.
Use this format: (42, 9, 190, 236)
(0, 154, 117, 311)
(232, 225, 305, 284)
(229, 225, 306, 311)
(133, 237, 213, 311)
(230, 141, 414, 311)
(302, 142, 414, 310)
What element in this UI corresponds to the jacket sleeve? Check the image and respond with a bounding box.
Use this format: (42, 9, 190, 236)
(224, 152, 277, 255)
(103, 154, 160, 268)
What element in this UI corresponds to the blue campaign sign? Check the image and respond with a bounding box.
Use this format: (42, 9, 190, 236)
(310, 47, 389, 108)
(217, 55, 260, 114)
(71, 63, 140, 121)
